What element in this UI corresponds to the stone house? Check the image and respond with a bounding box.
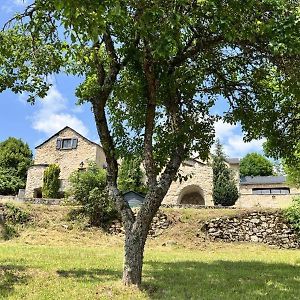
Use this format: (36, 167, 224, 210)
(235, 176, 300, 208)
(25, 126, 106, 198)
(163, 157, 239, 206)
(25, 126, 300, 208)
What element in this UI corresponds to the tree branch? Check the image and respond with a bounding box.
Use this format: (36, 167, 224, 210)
(143, 42, 157, 188)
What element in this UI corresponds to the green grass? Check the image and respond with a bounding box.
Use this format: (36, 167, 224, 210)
(1, 242, 299, 299)
(0, 203, 299, 299)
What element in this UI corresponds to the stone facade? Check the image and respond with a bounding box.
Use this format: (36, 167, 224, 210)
(25, 127, 106, 198)
(23, 126, 300, 208)
(163, 159, 214, 206)
(236, 183, 300, 208)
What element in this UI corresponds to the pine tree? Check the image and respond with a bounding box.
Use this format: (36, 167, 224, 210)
(212, 140, 239, 206)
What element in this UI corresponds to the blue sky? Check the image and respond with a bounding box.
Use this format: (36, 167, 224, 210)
(0, 0, 265, 157)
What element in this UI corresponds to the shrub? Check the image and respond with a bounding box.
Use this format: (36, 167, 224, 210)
(1, 223, 18, 240)
(68, 163, 118, 227)
(4, 202, 31, 224)
(0, 202, 31, 240)
(284, 197, 300, 233)
(42, 164, 61, 198)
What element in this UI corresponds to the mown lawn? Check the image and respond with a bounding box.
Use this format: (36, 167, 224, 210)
(0, 242, 299, 300)
(0, 204, 299, 299)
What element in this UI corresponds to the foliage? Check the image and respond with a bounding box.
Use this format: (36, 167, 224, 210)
(0, 137, 32, 195)
(0, 168, 26, 195)
(212, 140, 239, 206)
(0, 223, 18, 240)
(118, 157, 147, 194)
(284, 197, 300, 234)
(68, 163, 118, 227)
(0, 202, 31, 240)
(4, 202, 31, 225)
(284, 143, 300, 187)
(42, 164, 61, 198)
(240, 153, 274, 177)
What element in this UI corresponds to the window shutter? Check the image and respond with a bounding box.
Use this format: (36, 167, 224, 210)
(56, 138, 62, 150)
(72, 138, 78, 149)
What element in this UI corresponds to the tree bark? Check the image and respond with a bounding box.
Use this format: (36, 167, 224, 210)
(122, 227, 146, 287)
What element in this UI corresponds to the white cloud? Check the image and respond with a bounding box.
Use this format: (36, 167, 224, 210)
(214, 120, 265, 158)
(214, 120, 238, 139)
(13, 0, 29, 6)
(31, 85, 89, 137)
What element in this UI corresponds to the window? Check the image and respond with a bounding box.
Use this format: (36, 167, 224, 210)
(62, 139, 72, 149)
(252, 188, 290, 195)
(56, 138, 78, 150)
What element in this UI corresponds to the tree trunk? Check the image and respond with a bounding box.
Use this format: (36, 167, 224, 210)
(122, 227, 146, 287)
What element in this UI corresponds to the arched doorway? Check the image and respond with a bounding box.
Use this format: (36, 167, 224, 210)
(33, 187, 42, 198)
(178, 185, 205, 205)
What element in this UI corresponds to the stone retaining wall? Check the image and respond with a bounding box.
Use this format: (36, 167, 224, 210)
(0, 196, 63, 205)
(108, 210, 170, 237)
(203, 210, 300, 249)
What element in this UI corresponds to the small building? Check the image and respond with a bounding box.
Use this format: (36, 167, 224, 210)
(25, 126, 106, 198)
(123, 191, 145, 208)
(236, 176, 300, 208)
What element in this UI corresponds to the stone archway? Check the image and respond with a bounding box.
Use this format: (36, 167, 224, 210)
(178, 185, 205, 205)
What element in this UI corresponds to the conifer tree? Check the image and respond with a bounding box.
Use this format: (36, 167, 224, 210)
(212, 140, 239, 206)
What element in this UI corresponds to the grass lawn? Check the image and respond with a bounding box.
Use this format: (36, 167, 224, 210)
(0, 204, 300, 299)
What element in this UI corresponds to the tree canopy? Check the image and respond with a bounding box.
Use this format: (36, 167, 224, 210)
(1, 0, 299, 287)
(240, 152, 274, 177)
(0, 137, 32, 195)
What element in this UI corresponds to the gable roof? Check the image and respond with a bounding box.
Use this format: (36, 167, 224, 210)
(226, 158, 240, 165)
(240, 176, 286, 185)
(35, 126, 102, 149)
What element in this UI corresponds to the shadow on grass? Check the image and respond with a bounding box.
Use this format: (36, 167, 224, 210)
(0, 265, 29, 298)
(57, 268, 120, 282)
(143, 260, 300, 299)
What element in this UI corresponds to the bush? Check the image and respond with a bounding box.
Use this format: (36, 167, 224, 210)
(0, 202, 31, 240)
(68, 163, 118, 227)
(1, 223, 18, 240)
(42, 164, 61, 198)
(4, 202, 31, 225)
(284, 197, 300, 233)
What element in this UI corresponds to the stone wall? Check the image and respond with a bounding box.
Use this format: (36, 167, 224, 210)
(25, 165, 47, 198)
(235, 194, 298, 209)
(163, 161, 214, 206)
(0, 195, 18, 202)
(203, 210, 300, 248)
(108, 210, 170, 237)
